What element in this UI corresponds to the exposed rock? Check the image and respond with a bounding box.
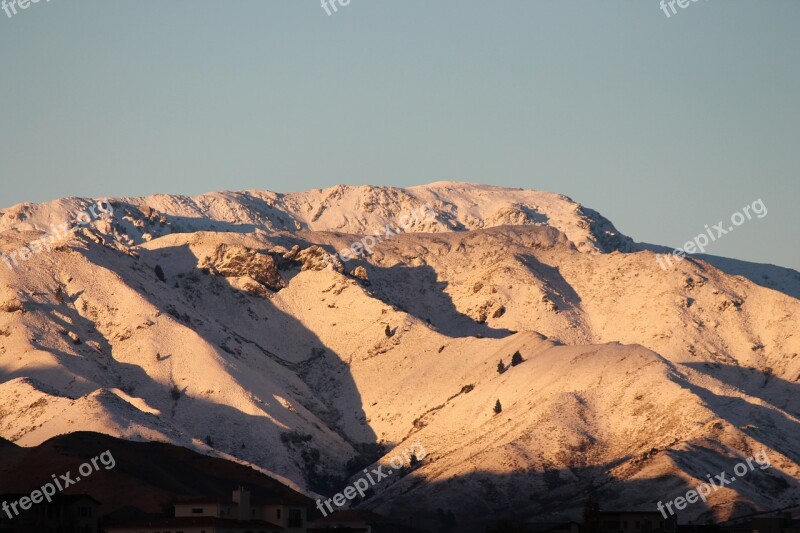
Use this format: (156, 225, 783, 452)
(283, 244, 301, 261)
(229, 276, 271, 298)
(0, 298, 22, 313)
(541, 294, 558, 313)
(200, 244, 285, 292)
(351, 265, 369, 282)
(296, 245, 343, 273)
(471, 305, 489, 324)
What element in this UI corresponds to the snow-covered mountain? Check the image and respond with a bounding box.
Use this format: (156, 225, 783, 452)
(0, 183, 798, 531)
(0, 182, 635, 253)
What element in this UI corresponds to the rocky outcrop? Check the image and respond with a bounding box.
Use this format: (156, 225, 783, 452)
(200, 244, 285, 293)
(351, 265, 369, 282)
(295, 245, 344, 273)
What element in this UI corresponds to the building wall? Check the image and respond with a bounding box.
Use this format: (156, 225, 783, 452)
(261, 504, 307, 533)
(175, 502, 222, 517)
(260, 504, 284, 524)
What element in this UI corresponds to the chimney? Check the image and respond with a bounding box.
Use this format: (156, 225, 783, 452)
(232, 487, 251, 521)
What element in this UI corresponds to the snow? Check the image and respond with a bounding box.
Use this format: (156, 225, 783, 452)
(0, 183, 798, 528)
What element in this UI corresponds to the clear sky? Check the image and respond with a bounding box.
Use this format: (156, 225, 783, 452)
(0, 1, 797, 269)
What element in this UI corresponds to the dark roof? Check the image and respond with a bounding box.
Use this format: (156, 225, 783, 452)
(55, 494, 102, 505)
(0, 493, 100, 505)
(106, 516, 283, 529)
(175, 496, 235, 505)
(175, 494, 309, 506)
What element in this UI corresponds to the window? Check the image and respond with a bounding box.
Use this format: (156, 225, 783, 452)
(288, 509, 303, 528)
(192, 508, 203, 514)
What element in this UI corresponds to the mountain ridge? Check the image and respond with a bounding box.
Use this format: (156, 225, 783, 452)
(0, 183, 798, 531)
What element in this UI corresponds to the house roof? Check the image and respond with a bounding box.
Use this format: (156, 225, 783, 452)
(175, 496, 235, 505)
(0, 493, 100, 505)
(106, 516, 283, 530)
(55, 494, 102, 505)
(175, 494, 308, 506)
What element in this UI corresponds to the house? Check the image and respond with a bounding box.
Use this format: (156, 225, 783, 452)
(255, 497, 308, 532)
(0, 493, 100, 533)
(106, 487, 308, 533)
(104, 515, 284, 533)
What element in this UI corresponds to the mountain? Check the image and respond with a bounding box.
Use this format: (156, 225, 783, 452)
(0, 182, 798, 532)
(0, 182, 635, 253)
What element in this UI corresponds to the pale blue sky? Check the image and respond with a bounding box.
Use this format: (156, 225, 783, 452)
(0, 1, 797, 269)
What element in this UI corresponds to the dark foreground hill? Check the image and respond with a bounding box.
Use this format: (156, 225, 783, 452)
(0, 431, 311, 519)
